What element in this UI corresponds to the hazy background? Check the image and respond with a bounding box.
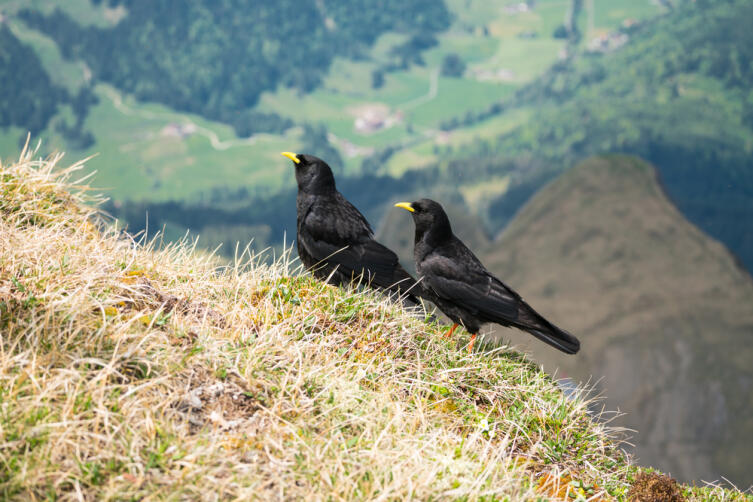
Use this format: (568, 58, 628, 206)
(1, 0, 751, 488)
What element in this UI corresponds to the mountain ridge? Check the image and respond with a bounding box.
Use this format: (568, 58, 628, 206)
(461, 0, 753, 272)
(479, 155, 753, 487)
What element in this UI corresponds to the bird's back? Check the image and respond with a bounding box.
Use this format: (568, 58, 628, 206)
(419, 235, 580, 354)
(296, 191, 422, 301)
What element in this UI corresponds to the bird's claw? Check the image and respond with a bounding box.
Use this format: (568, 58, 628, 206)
(445, 323, 459, 338)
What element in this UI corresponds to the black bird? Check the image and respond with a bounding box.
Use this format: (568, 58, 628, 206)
(282, 152, 422, 303)
(395, 199, 580, 354)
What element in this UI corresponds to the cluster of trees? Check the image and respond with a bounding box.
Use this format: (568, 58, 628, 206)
(0, 26, 67, 135)
(20, 0, 451, 137)
(231, 111, 293, 138)
(0, 25, 99, 147)
(300, 124, 344, 173)
(360, 147, 397, 174)
(371, 31, 441, 89)
(55, 86, 99, 149)
(440, 54, 466, 77)
(439, 102, 504, 131)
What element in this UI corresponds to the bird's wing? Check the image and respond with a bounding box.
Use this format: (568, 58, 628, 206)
(300, 195, 373, 244)
(420, 247, 520, 322)
(421, 242, 580, 354)
(298, 199, 415, 291)
(334, 192, 374, 235)
(300, 228, 400, 283)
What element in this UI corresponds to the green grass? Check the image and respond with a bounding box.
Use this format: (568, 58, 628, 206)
(444, 0, 503, 28)
(460, 175, 511, 212)
(385, 107, 533, 176)
(590, 0, 666, 33)
(422, 32, 500, 67)
(410, 77, 514, 127)
(486, 37, 565, 81)
(1, 146, 750, 501)
(78, 86, 304, 201)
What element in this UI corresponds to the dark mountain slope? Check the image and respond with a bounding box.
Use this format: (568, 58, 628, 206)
(481, 155, 753, 487)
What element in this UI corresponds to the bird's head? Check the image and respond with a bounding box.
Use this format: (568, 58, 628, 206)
(394, 198, 452, 243)
(281, 152, 336, 195)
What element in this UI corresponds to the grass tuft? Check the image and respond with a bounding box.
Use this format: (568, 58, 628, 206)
(1, 146, 750, 500)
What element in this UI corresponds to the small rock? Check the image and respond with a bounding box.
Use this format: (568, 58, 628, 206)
(185, 390, 203, 409)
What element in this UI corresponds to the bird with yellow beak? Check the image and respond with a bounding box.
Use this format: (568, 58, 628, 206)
(281, 151, 426, 304)
(395, 199, 580, 354)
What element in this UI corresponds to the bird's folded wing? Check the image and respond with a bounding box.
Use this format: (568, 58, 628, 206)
(422, 256, 519, 321)
(299, 225, 413, 289)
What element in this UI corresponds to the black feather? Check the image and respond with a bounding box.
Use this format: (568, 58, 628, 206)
(288, 154, 426, 303)
(402, 198, 580, 354)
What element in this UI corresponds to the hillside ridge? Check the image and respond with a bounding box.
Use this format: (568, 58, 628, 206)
(1, 148, 750, 500)
(480, 155, 753, 487)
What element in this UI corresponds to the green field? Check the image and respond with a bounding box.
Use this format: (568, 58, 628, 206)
(590, 0, 665, 32)
(386, 107, 533, 176)
(79, 86, 305, 201)
(0, 0, 666, 202)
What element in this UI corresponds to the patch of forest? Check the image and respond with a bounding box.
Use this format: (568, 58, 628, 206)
(0, 25, 66, 135)
(19, 0, 451, 136)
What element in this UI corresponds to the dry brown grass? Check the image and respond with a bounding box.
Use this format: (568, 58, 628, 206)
(1, 145, 749, 501)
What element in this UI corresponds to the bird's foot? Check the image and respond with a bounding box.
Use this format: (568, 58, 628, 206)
(444, 323, 459, 338)
(467, 334, 477, 353)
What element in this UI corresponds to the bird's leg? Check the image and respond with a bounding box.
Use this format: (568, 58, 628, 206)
(467, 334, 477, 353)
(444, 323, 459, 338)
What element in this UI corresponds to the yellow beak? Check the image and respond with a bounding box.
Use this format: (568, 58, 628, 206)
(281, 151, 300, 164)
(394, 202, 415, 213)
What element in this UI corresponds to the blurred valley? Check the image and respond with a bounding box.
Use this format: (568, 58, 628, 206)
(1, 0, 752, 488)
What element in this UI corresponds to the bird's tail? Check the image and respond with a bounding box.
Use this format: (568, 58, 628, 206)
(516, 302, 580, 354)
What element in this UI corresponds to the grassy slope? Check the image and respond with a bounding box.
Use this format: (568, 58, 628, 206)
(2, 153, 749, 500)
(479, 156, 753, 487)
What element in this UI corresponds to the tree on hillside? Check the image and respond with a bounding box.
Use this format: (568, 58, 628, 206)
(0, 26, 67, 134)
(440, 53, 466, 77)
(371, 70, 385, 89)
(553, 25, 568, 39)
